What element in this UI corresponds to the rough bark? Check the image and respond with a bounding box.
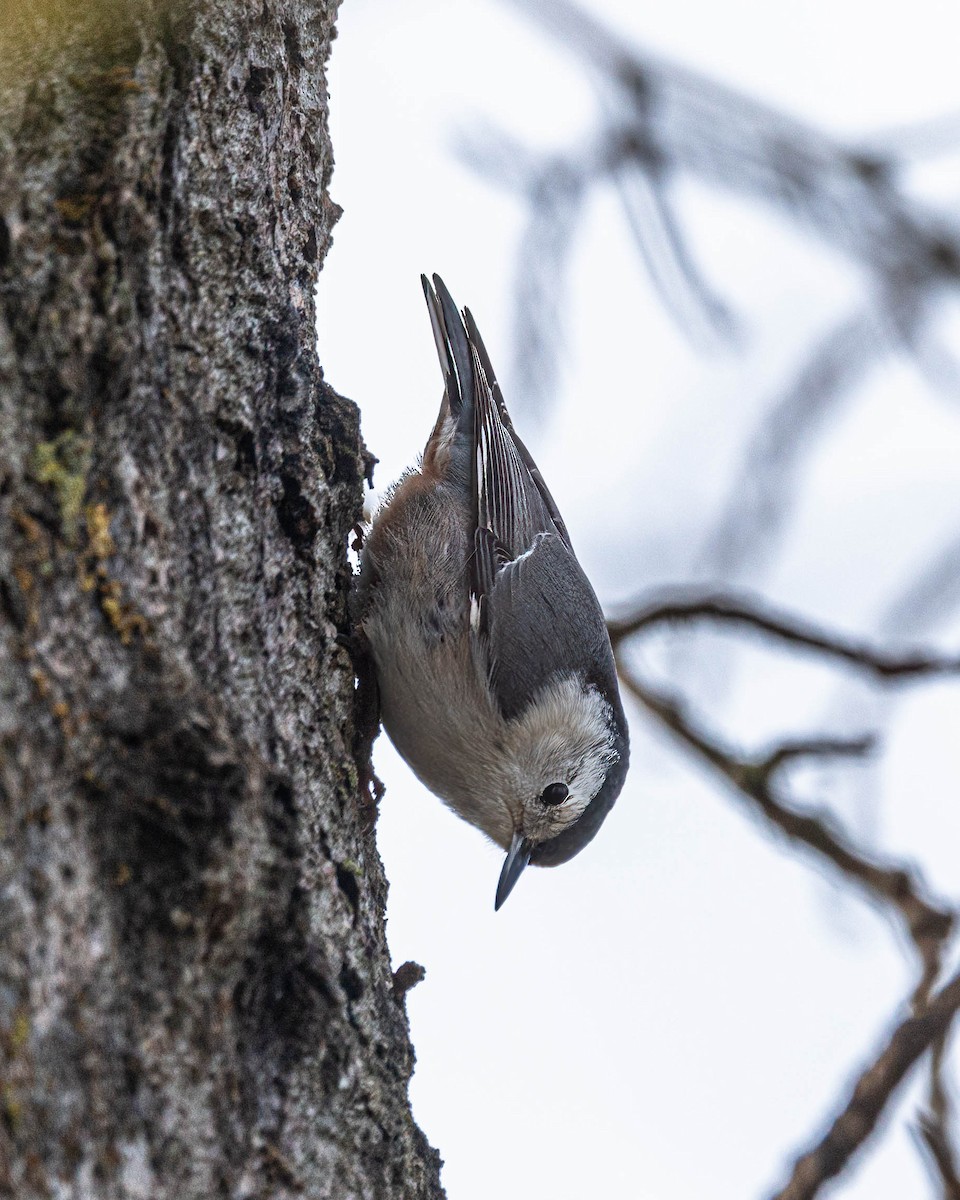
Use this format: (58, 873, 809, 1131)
(0, 2, 443, 1196)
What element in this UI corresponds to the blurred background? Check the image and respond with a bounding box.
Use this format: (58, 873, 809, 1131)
(316, 1, 960, 1196)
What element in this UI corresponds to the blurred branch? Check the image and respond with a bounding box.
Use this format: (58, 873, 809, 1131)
(613, 588, 960, 1194)
(761, 735, 876, 777)
(612, 154, 736, 346)
(770, 968, 960, 1200)
(500, 0, 960, 295)
(619, 652, 959, 1193)
(455, 128, 588, 423)
(511, 159, 584, 423)
(474, 3, 960, 1190)
(881, 532, 960, 641)
(609, 589, 960, 681)
(916, 1109, 960, 1200)
(856, 108, 960, 164)
(914, 1031, 960, 1200)
(696, 311, 881, 580)
(611, 658, 953, 993)
(477, 0, 960, 456)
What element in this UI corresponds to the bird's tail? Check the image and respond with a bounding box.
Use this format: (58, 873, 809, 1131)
(421, 273, 474, 420)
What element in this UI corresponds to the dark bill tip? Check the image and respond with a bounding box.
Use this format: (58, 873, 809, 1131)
(495, 832, 532, 911)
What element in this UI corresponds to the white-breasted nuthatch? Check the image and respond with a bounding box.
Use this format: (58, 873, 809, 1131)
(354, 275, 629, 909)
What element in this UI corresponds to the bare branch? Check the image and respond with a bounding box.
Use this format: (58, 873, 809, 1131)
(615, 606, 958, 1197)
(609, 589, 960, 682)
(613, 664, 954, 991)
(914, 1029, 960, 1200)
(761, 735, 876, 778)
(474, 8, 960, 1193)
(770, 969, 960, 1200)
(915, 1109, 960, 1200)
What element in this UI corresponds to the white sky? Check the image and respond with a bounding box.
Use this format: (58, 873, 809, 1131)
(317, 2, 960, 1197)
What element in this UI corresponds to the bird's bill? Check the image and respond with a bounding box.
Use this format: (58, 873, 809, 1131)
(495, 831, 533, 910)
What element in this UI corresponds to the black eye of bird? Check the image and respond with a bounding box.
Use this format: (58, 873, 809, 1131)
(540, 782, 569, 806)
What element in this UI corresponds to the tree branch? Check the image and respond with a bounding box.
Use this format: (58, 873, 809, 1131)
(614, 606, 958, 1196)
(612, 660, 954, 994)
(471, 5, 960, 1191)
(914, 1030, 960, 1200)
(501, 0, 960, 299)
(915, 1109, 960, 1200)
(609, 590, 960, 682)
(770, 970, 960, 1200)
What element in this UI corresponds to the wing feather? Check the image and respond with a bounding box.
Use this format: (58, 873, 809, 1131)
(464, 308, 572, 550)
(472, 343, 556, 561)
(484, 532, 614, 719)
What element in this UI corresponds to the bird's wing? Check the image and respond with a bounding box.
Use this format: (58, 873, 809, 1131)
(463, 307, 572, 552)
(480, 531, 614, 719)
(469, 337, 560, 562)
(423, 276, 607, 714)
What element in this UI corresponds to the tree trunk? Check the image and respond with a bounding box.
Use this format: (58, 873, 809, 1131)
(0, 2, 443, 1196)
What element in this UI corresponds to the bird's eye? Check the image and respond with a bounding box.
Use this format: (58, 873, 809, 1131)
(540, 782, 569, 806)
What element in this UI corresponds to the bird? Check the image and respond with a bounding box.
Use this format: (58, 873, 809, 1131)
(352, 274, 629, 909)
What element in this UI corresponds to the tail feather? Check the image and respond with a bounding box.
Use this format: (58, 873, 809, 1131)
(421, 273, 473, 420)
(432, 274, 473, 418)
(421, 274, 452, 402)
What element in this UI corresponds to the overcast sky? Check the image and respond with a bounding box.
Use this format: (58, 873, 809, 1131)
(317, 3, 960, 1197)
